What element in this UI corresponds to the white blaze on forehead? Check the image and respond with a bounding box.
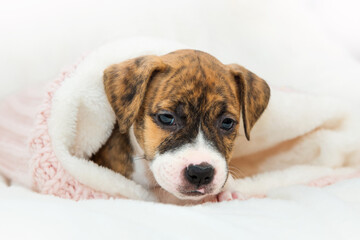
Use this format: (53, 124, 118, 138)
(150, 129, 228, 200)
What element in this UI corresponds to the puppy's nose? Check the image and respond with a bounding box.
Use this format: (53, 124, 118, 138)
(185, 163, 214, 187)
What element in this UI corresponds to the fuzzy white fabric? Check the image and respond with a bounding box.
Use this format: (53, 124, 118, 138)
(1, 177, 360, 240)
(231, 89, 360, 195)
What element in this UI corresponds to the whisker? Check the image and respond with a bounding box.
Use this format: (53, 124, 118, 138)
(228, 170, 239, 179)
(228, 165, 247, 179)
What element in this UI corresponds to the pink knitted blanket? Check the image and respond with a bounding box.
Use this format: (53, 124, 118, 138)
(0, 71, 110, 199)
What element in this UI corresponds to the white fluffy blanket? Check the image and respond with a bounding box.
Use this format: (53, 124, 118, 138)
(1, 176, 360, 240)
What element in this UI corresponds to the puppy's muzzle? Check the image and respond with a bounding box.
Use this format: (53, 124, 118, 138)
(184, 163, 214, 187)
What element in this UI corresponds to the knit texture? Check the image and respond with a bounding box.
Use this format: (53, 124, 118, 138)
(27, 64, 112, 200)
(0, 87, 42, 188)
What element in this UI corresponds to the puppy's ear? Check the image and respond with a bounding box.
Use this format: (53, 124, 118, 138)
(228, 64, 270, 140)
(104, 56, 166, 133)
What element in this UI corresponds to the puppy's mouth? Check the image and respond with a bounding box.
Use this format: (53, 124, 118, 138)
(179, 186, 214, 198)
(182, 190, 206, 197)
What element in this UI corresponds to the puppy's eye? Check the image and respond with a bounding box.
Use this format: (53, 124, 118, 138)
(220, 118, 235, 131)
(158, 113, 175, 126)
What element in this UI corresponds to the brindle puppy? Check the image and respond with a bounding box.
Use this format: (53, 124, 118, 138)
(92, 50, 270, 203)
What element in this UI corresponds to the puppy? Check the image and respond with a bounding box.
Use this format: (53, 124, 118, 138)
(92, 50, 270, 204)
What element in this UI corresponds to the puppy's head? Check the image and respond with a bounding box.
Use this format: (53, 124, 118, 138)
(104, 50, 270, 200)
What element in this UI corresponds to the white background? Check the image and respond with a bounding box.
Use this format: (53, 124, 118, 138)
(1, 0, 360, 100)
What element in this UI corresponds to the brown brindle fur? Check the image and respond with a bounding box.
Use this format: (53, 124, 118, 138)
(92, 124, 133, 178)
(91, 50, 270, 180)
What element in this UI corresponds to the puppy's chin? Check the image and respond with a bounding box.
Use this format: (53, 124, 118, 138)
(155, 180, 220, 201)
(174, 187, 219, 201)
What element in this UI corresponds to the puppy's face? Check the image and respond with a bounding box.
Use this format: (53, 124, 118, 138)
(104, 50, 270, 200)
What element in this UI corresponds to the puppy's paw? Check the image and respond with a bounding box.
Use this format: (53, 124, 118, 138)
(216, 190, 246, 202)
